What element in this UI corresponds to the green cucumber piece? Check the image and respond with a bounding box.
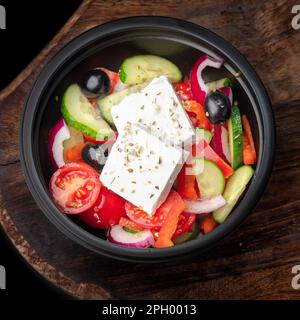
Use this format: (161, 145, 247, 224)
(123, 227, 138, 234)
(195, 128, 213, 144)
(119, 55, 182, 85)
(193, 158, 225, 199)
(189, 223, 201, 240)
(173, 232, 193, 245)
(207, 77, 232, 92)
(213, 165, 254, 223)
(173, 223, 200, 245)
(228, 102, 243, 169)
(98, 82, 148, 125)
(61, 84, 114, 140)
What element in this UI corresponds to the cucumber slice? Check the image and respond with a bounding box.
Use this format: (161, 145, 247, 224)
(193, 158, 225, 199)
(61, 84, 114, 140)
(195, 128, 213, 144)
(173, 232, 193, 245)
(228, 102, 243, 169)
(98, 82, 148, 125)
(173, 223, 200, 245)
(213, 165, 254, 223)
(119, 55, 182, 85)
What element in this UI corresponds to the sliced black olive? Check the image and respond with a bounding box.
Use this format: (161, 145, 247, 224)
(204, 90, 231, 124)
(80, 69, 110, 99)
(82, 144, 108, 171)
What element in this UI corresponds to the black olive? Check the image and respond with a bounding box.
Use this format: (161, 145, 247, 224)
(80, 69, 110, 98)
(204, 90, 231, 124)
(82, 144, 108, 171)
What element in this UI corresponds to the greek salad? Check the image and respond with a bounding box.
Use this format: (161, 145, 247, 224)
(48, 54, 257, 249)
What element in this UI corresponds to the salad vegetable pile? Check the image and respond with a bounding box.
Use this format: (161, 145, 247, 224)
(48, 54, 257, 249)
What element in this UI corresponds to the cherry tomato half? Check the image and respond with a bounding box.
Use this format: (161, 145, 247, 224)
(125, 202, 167, 230)
(173, 212, 196, 237)
(83, 132, 118, 145)
(80, 186, 126, 229)
(50, 162, 101, 214)
(125, 190, 184, 230)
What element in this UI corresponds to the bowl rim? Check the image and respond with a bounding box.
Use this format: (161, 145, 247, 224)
(20, 16, 275, 262)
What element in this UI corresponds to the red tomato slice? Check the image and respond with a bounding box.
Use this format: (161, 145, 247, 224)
(125, 190, 186, 230)
(83, 132, 118, 145)
(119, 217, 144, 232)
(50, 162, 101, 214)
(80, 186, 126, 229)
(125, 202, 166, 230)
(88, 98, 98, 107)
(173, 212, 196, 237)
(175, 77, 193, 102)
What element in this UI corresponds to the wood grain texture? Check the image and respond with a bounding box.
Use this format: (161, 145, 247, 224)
(1, 0, 300, 299)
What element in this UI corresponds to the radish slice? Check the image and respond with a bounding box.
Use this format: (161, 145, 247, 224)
(190, 55, 224, 105)
(108, 225, 155, 248)
(184, 196, 227, 214)
(219, 86, 233, 105)
(49, 119, 70, 169)
(211, 124, 231, 163)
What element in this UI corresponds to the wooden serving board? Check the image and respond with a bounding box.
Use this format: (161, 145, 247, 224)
(1, 0, 300, 300)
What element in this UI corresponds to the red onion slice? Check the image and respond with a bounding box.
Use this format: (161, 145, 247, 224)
(184, 196, 226, 214)
(113, 80, 128, 93)
(48, 119, 70, 169)
(108, 225, 155, 248)
(211, 124, 231, 163)
(190, 55, 224, 105)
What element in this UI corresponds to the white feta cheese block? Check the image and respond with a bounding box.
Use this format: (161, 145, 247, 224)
(100, 123, 189, 215)
(111, 76, 195, 149)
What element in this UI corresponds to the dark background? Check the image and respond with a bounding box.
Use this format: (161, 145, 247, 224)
(0, 0, 82, 299)
(0, 0, 298, 311)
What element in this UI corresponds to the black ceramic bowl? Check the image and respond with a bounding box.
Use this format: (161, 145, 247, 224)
(20, 17, 275, 262)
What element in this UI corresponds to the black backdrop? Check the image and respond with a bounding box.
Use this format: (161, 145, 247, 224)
(0, 0, 82, 299)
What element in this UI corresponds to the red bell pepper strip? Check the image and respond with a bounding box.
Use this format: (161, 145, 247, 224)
(183, 100, 211, 130)
(65, 142, 89, 162)
(243, 135, 255, 165)
(176, 164, 200, 200)
(242, 115, 257, 165)
(193, 139, 234, 178)
(154, 191, 186, 248)
(200, 216, 218, 234)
